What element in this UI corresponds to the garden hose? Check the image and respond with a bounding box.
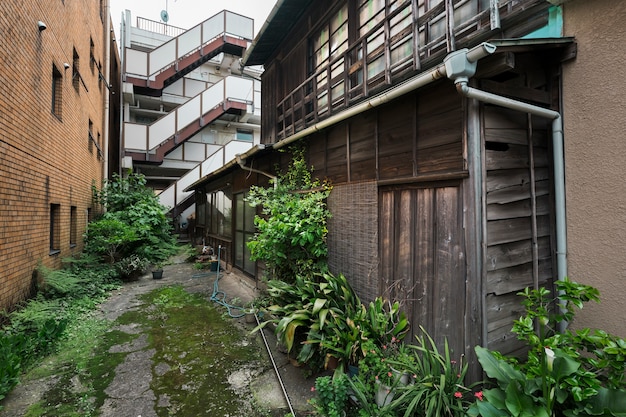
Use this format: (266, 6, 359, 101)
(204, 246, 297, 415)
(208, 246, 247, 318)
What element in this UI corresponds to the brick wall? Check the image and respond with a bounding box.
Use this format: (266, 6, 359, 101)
(0, 1, 109, 311)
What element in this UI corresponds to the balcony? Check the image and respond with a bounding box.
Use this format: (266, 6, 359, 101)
(275, 0, 549, 141)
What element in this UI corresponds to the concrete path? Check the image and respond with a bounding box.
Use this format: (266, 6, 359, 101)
(0, 258, 316, 416)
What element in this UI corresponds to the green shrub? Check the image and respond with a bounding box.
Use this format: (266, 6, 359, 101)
(246, 147, 332, 282)
(87, 173, 178, 266)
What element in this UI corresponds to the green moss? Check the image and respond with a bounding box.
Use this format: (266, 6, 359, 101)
(18, 284, 267, 417)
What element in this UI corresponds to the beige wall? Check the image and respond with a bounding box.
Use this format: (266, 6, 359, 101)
(561, 0, 626, 337)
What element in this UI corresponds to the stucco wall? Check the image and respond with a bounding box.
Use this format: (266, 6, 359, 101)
(561, 0, 626, 337)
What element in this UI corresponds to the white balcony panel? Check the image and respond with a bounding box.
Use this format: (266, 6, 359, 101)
(124, 123, 148, 150)
(178, 95, 201, 130)
(226, 12, 254, 40)
(178, 26, 202, 58)
(201, 149, 226, 174)
(149, 39, 176, 75)
(164, 80, 184, 96)
(167, 146, 184, 161)
(149, 115, 175, 149)
(184, 142, 206, 162)
(176, 166, 200, 202)
(159, 186, 176, 210)
(126, 49, 148, 77)
(202, 80, 225, 113)
(225, 77, 254, 102)
(224, 141, 254, 163)
(202, 13, 225, 42)
(185, 78, 208, 97)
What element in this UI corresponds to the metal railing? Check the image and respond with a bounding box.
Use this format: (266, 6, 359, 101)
(124, 76, 254, 152)
(125, 10, 254, 83)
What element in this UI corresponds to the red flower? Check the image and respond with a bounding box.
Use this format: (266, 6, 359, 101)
(310, 386, 316, 392)
(474, 391, 484, 401)
(387, 371, 393, 378)
(454, 392, 463, 399)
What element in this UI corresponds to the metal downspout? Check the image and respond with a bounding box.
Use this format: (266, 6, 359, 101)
(272, 42, 497, 150)
(453, 80, 568, 332)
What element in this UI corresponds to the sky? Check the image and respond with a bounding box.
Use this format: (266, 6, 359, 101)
(109, 0, 277, 40)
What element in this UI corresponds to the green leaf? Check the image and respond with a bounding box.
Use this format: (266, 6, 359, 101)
(312, 298, 327, 314)
(504, 382, 534, 417)
(475, 346, 524, 385)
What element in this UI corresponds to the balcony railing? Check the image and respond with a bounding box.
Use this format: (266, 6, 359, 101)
(124, 76, 254, 153)
(276, 0, 547, 141)
(125, 10, 253, 85)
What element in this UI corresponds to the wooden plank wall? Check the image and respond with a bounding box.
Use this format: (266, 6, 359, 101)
(483, 105, 554, 357)
(379, 184, 466, 360)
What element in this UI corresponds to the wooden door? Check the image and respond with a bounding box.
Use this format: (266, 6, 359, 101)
(380, 183, 466, 358)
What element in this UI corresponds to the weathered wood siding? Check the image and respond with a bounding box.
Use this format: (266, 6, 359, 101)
(483, 104, 555, 357)
(379, 184, 466, 360)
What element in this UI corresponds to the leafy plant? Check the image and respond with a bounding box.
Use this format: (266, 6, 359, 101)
(468, 278, 626, 417)
(391, 327, 474, 417)
(310, 373, 351, 417)
(246, 147, 332, 282)
(87, 173, 178, 267)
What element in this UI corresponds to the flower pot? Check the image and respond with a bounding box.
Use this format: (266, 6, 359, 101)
(347, 364, 359, 378)
(152, 269, 163, 280)
(245, 312, 256, 324)
(325, 354, 339, 371)
(391, 367, 410, 385)
(375, 380, 394, 406)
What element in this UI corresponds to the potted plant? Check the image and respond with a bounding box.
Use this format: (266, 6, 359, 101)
(310, 373, 350, 417)
(151, 262, 164, 279)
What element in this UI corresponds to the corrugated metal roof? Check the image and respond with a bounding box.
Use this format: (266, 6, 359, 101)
(242, 0, 313, 66)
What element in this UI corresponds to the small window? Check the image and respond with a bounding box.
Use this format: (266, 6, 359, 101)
(72, 48, 80, 91)
(88, 119, 94, 153)
(90, 38, 95, 73)
(70, 206, 77, 247)
(236, 129, 254, 142)
(50, 204, 61, 254)
(52, 65, 63, 118)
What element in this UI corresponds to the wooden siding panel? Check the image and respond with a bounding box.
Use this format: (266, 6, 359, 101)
(380, 184, 465, 358)
(378, 100, 414, 180)
(487, 215, 551, 246)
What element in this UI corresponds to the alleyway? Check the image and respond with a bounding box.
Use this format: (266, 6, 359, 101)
(0, 259, 315, 416)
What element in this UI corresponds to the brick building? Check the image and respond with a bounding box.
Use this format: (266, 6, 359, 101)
(0, 1, 119, 311)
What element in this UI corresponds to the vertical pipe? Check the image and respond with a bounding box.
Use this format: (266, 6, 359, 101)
(454, 82, 568, 332)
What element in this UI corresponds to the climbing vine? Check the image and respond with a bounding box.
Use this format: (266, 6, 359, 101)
(246, 147, 332, 282)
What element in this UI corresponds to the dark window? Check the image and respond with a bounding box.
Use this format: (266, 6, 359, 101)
(52, 65, 63, 118)
(236, 129, 254, 142)
(72, 48, 80, 91)
(234, 192, 256, 275)
(70, 206, 77, 247)
(209, 189, 232, 239)
(50, 204, 61, 254)
(90, 37, 95, 73)
(88, 119, 94, 153)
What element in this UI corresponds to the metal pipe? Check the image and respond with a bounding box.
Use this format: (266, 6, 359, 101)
(272, 42, 497, 151)
(255, 314, 297, 417)
(454, 81, 568, 331)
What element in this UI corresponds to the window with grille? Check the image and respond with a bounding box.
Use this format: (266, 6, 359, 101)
(70, 206, 77, 247)
(50, 204, 61, 254)
(52, 65, 63, 118)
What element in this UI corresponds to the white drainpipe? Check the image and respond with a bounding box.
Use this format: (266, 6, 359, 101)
(444, 49, 568, 331)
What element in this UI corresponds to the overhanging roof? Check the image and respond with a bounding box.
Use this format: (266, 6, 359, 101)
(242, 0, 313, 66)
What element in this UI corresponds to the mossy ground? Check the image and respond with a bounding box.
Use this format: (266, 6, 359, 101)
(17, 284, 271, 417)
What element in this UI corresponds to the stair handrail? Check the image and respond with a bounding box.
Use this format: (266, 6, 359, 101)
(123, 75, 254, 153)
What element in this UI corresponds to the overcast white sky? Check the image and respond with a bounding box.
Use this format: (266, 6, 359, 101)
(110, 0, 277, 39)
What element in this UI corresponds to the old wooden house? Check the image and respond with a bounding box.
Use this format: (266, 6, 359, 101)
(185, 0, 579, 378)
